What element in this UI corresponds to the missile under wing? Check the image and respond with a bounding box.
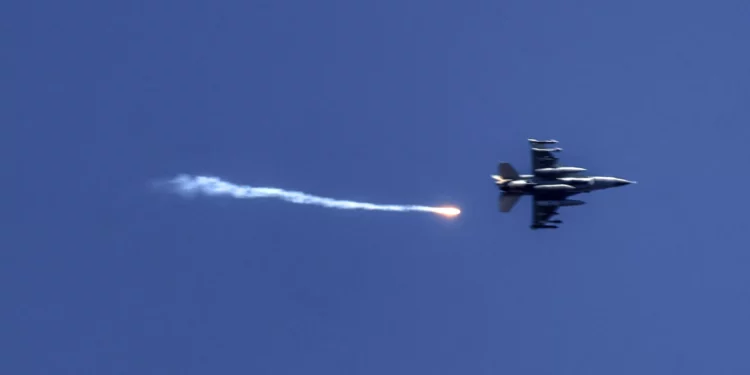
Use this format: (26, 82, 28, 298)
(530, 144, 560, 171)
(528, 138, 558, 144)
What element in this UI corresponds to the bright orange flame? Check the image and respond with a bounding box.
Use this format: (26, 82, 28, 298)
(434, 206, 461, 217)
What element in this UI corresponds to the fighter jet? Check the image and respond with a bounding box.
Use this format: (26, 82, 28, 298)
(492, 138, 636, 229)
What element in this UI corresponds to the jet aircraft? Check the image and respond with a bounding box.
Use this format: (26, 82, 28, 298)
(492, 138, 636, 229)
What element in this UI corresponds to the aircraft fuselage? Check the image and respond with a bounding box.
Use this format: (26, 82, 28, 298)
(492, 175, 634, 195)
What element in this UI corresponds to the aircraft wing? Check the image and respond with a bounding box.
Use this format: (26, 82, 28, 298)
(531, 192, 580, 229)
(532, 196, 559, 227)
(531, 147, 560, 170)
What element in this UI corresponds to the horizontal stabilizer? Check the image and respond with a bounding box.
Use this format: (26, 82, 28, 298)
(499, 192, 522, 212)
(498, 162, 520, 180)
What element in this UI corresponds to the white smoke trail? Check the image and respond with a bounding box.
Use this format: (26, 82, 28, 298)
(164, 174, 461, 217)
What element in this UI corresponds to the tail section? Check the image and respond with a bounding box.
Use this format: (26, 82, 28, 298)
(499, 192, 522, 212)
(498, 162, 520, 180)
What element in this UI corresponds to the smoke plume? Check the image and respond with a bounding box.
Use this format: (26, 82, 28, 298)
(164, 174, 460, 217)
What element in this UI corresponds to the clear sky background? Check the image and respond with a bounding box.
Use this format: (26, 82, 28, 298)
(4, 0, 750, 374)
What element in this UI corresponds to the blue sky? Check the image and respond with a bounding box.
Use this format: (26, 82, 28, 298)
(4, 0, 750, 373)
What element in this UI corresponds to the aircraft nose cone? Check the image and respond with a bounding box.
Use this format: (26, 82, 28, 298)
(615, 179, 636, 186)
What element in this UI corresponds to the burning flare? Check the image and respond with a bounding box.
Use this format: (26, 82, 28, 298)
(432, 206, 461, 217)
